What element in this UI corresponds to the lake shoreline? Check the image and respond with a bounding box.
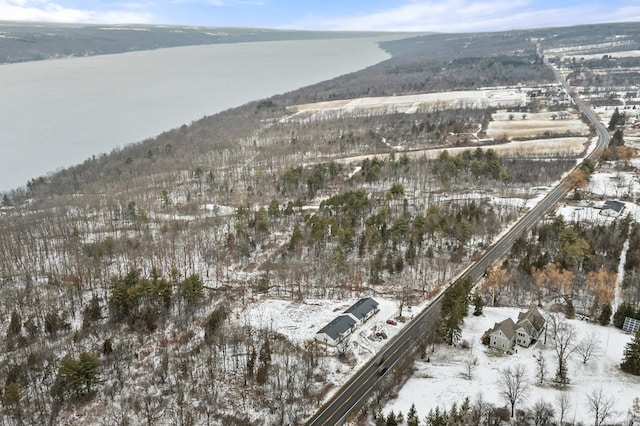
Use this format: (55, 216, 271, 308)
(0, 35, 397, 192)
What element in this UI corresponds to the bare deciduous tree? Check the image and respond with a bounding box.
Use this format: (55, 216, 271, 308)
(535, 349, 547, 385)
(555, 392, 572, 426)
(586, 387, 615, 426)
(532, 399, 555, 426)
(552, 317, 577, 385)
(461, 355, 478, 380)
(336, 339, 351, 360)
(576, 333, 600, 364)
(499, 363, 529, 418)
(481, 262, 510, 306)
(627, 397, 640, 426)
(470, 392, 491, 425)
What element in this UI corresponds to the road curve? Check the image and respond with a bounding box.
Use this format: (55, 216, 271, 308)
(306, 64, 610, 426)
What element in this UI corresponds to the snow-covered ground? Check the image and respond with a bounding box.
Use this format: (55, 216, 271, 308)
(243, 97, 640, 424)
(236, 122, 640, 423)
(335, 138, 588, 167)
(242, 297, 404, 347)
(562, 49, 640, 61)
(556, 169, 640, 223)
(384, 307, 638, 425)
(239, 288, 639, 425)
(487, 111, 588, 139)
(240, 296, 433, 404)
(283, 89, 529, 122)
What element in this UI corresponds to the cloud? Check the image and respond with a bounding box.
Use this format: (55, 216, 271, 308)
(0, 0, 153, 24)
(290, 0, 640, 33)
(169, 0, 263, 5)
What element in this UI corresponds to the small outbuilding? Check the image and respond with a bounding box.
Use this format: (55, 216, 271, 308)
(601, 200, 625, 217)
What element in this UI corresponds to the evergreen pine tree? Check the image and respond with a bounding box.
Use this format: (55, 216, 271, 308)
(473, 293, 484, 316)
(82, 295, 102, 328)
(449, 402, 461, 424)
(613, 302, 636, 329)
(622, 330, 640, 375)
(407, 403, 420, 426)
(608, 107, 621, 130)
(438, 276, 472, 345)
(460, 396, 471, 422)
(565, 298, 576, 319)
(599, 302, 612, 326)
(375, 407, 386, 426)
(179, 274, 204, 306)
(611, 129, 625, 146)
(6, 310, 21, 339)
(386, 410, 398, 426)
(53, 352, 101, 398)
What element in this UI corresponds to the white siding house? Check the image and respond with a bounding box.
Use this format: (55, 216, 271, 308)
(486, 308, 546, 352)
(488, 318, 516, 351)
(515, 307, 546, 347)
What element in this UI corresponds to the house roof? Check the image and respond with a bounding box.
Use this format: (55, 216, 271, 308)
(516, 321, 536, 336)
(488, 317, 515, 340)
(517, 307, 546, 333)
(344, 297, 379, 321)
(317, 314, 356, 340)
(603, 200, 625, 213)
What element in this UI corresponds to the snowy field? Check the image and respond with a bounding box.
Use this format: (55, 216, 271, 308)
(487, 111, 588, 139)
(241, 297, 432, 402)
(334, 137, 589, 167)
(384, 307, 638, 425)
(545, 41, 637, 58)
(283, 89, 529, 121)
(555, 168, 640, 224)
(241, 297, 414, 354)
(561, 50, 640, 61)
(240, 292, 640, 424)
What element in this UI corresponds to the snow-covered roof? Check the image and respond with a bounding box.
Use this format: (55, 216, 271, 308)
(316, 314, 356, 340)
(344, 297, 379, 321)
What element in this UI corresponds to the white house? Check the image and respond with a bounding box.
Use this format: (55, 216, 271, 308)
(487, 318, 516, 351)
(515, 307, 546, 347)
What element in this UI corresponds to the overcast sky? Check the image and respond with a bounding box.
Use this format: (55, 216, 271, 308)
(1, 0, 639, 32)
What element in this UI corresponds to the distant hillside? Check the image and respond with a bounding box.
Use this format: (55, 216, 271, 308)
(0, 21, 390, 64)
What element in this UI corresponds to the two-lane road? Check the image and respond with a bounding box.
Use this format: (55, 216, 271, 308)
(306, 65, 610, 426)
